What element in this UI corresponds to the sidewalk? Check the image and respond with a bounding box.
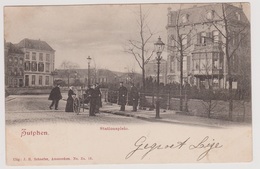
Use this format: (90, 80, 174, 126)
(100, 103, 248, 128)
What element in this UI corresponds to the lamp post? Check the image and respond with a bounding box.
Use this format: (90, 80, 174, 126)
(87, 56, 91, 87)
(154, 36, 165, 118)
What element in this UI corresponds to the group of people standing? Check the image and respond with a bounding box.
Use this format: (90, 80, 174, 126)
(48, 81, 139, 115)
(48, 83, 102, 116)
(118, 82, 139, 112)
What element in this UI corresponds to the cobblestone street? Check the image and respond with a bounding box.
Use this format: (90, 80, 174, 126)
(5, 95, 150, 125)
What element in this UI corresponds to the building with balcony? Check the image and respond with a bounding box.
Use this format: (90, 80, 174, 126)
(166, 3, 250, 89)
(5, 42, 24, 87)
(145, 59, 167, 84)
(16, 38, 55, 87)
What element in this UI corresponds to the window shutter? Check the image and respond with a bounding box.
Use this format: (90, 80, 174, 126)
(209, 32, 213, 43)
(187, 56, 190, 72)
(197, 32, 201, 44)
(187, 34, 191, 46)
(218, 33, 222, 43)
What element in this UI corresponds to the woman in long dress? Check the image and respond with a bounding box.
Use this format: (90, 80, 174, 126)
(65, 86, 76, 112)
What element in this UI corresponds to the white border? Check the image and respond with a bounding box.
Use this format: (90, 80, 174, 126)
(1, 0, 260, 169)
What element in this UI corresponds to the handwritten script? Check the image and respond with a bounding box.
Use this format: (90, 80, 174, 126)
(126, 136, 223, 161)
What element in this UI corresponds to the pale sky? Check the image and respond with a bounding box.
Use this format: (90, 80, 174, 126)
(4, 3, 250, 73)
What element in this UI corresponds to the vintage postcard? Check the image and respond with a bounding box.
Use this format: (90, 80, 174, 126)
(3, 1, 254, 167)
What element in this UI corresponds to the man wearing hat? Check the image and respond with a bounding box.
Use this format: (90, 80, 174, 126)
(86, 84, 97, 116)
(130, 83, 139, 112)
(118, 82, 127, 111)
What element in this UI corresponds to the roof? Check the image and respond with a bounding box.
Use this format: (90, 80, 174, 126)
(167, 3, 249, 27)
(5, 42, 24, 54)
(16, 38, 55, 52)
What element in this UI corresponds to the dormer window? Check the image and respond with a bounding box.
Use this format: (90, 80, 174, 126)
(206, 10, 214, 20)
(235, 12, 241, 20)
(181, 14, 189, 23)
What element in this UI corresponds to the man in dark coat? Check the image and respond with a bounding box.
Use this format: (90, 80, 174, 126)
(86, 84, 97, 116)
(118, 82, 127, 111)
(130, 83, 139, 112)
(48, 84, 62, 110)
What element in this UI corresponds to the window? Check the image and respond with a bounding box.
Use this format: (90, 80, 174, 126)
(14, 68, 18, 76)
(32, 52, 36, 60)
(19, 68, 23, 76)
(213, 53, 219, 69)
(183, 58, 187, 72)
(206, 10, 214, 20)
(25, 52, 30, 59)
(31, 62, 37, 71)
(45, 76, 49, 85)
(14, 58, 18, 64)
(236, 12, 241, 21)
(32, 75, 36, 85)
(38, 62, 44, 72)
(24, 61, 30, 71)
(46, 54, 50, 62)
(8, 57, 13, 63)
(19, 58, 23, 65)
(201, 32, 206, 44)
(39, 76, 42, 85)
(181, 34, 187, 46)
(194, 59, 200, 70)
(177, 60, 180, 71)
(213, 31, 219, 43)
(8, 67, 13, 75)
(39, 53, 43, 61)
(14, 79, 17, 86)
(181, 14, 189, 23)
(46, 63, 50, 72)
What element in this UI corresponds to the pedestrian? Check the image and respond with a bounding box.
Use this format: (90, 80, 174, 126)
(48, 84, 62, 110)
(65, 86, 76, 112)
(118, 82, 127, 111)
(95, 83, 102, 114)
(130, 83, 139, 112)
(86, 84, 97, 116)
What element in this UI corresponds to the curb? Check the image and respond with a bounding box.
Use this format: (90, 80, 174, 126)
(100, 109, 226, 128)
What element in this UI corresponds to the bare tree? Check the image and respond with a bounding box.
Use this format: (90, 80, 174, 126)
(167, 5, 196, 111)
(59, 60, 80, 87)
(124, 5, 156, 91)
(203, 3, 250, 120)
(199, 53, 219, 118)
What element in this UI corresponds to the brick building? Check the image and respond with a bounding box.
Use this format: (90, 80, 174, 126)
(5, 42, 24, 87)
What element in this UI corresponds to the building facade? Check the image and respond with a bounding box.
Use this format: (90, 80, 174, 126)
(145, 59, 167, 84)
(166, 3, 250, 89)
(16, 38, 55, 87)
(5, 42, 24, 87)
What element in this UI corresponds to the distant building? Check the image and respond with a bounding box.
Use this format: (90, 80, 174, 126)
(5, 42, 24, 87)
(166, 3, 250, 89)
(54, 68, 143, 88)
(16, 38, 55, 87)
(145, 59, 167, 84)
(54, 69, 118, 87)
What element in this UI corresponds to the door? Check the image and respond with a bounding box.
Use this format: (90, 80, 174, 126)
(25, 75, 29, 86)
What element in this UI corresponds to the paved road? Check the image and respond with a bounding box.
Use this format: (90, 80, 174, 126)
(5, 95, 149, 125)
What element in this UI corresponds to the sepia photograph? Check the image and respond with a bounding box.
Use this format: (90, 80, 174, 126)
(2, 0, 257, 167)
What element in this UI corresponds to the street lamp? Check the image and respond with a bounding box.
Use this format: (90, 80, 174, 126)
(154, 36, 165, 118)
(87, 56, 91, 87)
